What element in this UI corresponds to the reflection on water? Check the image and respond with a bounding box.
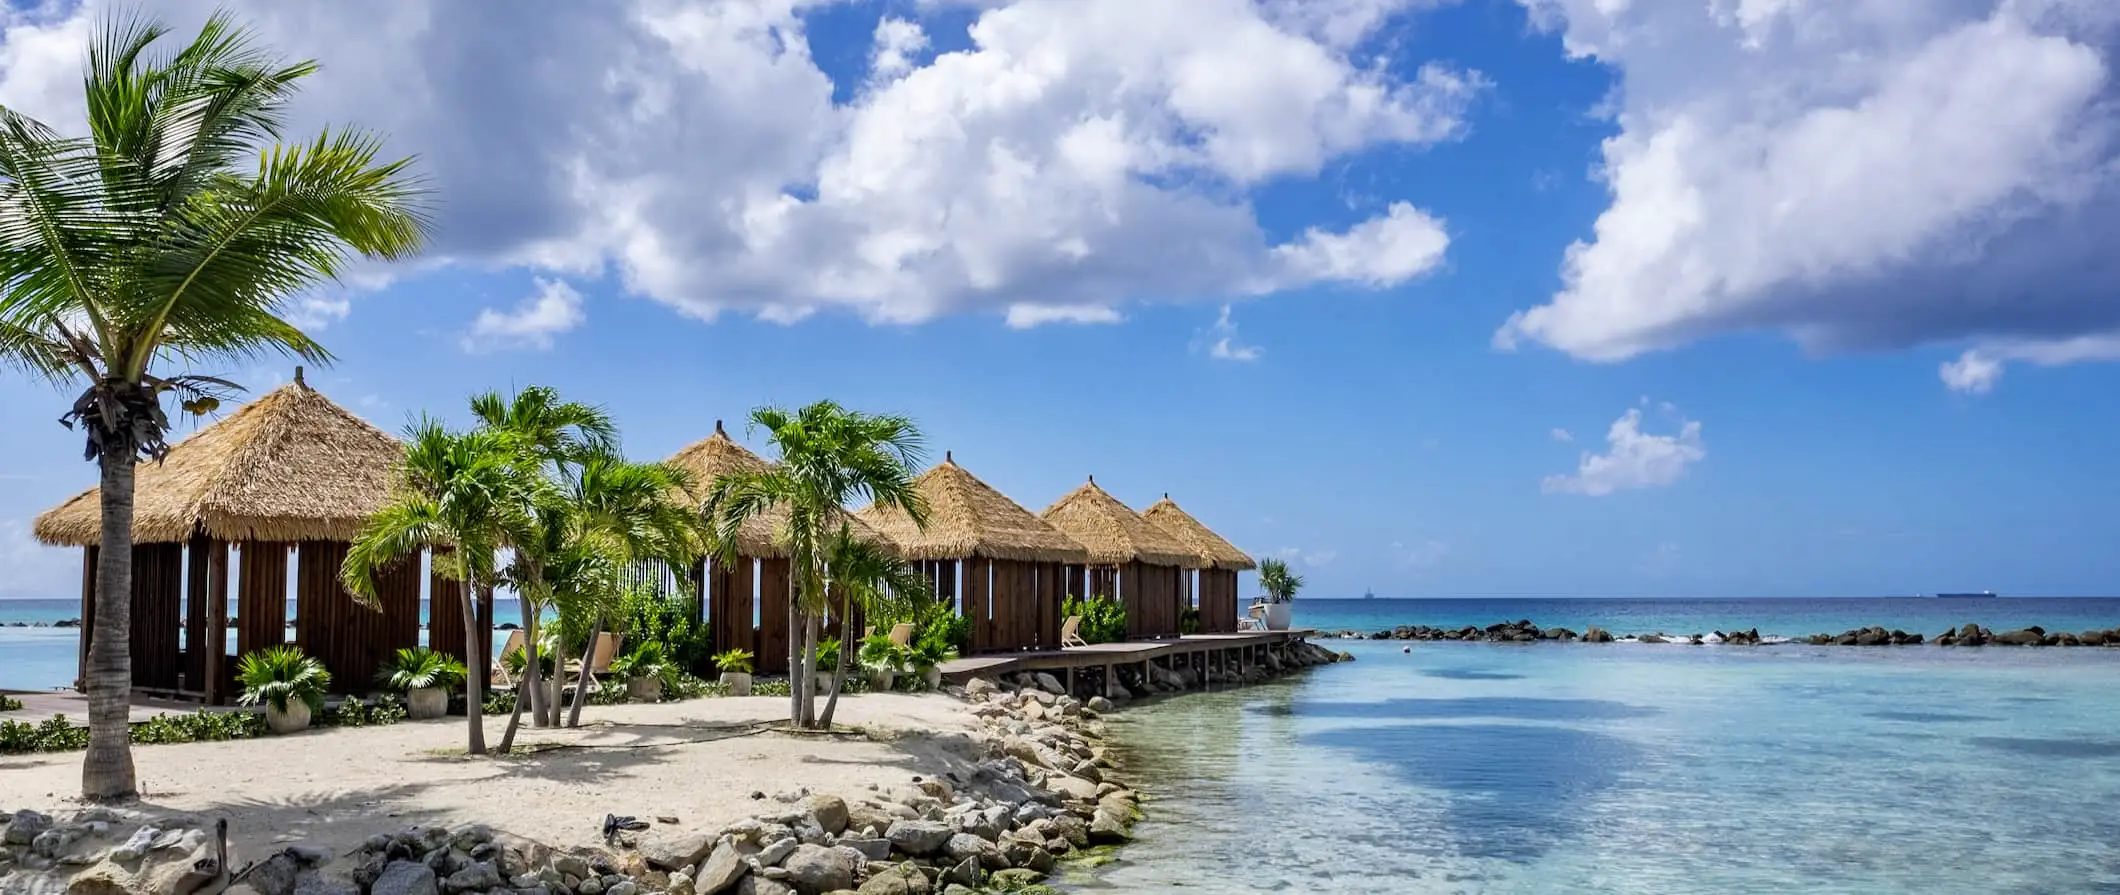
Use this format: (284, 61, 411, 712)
(1075, 642, 2120, 893)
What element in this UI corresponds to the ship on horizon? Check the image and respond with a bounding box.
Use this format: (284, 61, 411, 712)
(1934, 590, 1999, 599)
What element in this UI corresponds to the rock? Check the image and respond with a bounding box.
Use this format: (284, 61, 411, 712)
(1993, 628, 2044, 646)
(735, 876, 797, 895)
(642, 831, 717, 870)
(245, 852, 305, 895)
(856, 864, 932, 895)
(941, 887, 977, 895)
(806, 796, 850, 836)
(884, 820, 951, 857)
(1085, 696, 1114, 714)
(608, 883, 641, 895)
(836, 838, 891, 862)
(779, 844, 856, 892)
(1033, 673, 1065, 695)
(941, 857, 981, 888)
(1043, 775, 1100, 802)
(292, 872, 363, 895)
(668, 869, 697, 895)
(694, 840, 750, 895)
(942, 833, 998, 866)
(554, 855, 594, 881)
(757, 836, 799, 868)
(1087, 813, 1132, 845)
(989, 867, 1046, 888)
(110, 825, 160, 862)
(443, 860, 502, 892)
(1584, 627, 1613, 643)
(964, 678, 998, 698)
(371, 860, 441, 895)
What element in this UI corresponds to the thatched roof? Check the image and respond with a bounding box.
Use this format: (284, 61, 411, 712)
(1142, 495, 1256, 571)
(1040, 478, 1200, 568)
(34, 372, 403, 547)
(664, 420, 892, 560)
(855, 453, 1089, 563)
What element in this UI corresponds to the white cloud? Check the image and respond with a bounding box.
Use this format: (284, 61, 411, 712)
(1939, 333, 2120, 394)
(0, 1, 1479, 331)
(1543, 404, 1704, 496)
(286, 295, 352, 330)
(463, 278, 586, 352)
(1939, 350, 2005, 395)
(1201, 304, 1261, 362)
(1004, 303, 1122, 329)
(1391, 538, 1449, 569)
(0, 519, 79, 599)
(1498, 0, 2120, 379)
(1549, 427, 1572, 443)
(1271, 546, 1338, 566)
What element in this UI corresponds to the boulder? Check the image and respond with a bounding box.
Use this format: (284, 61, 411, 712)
(292, 872, 363, 895)
(806, 796, 851, 836)
(941, 857, 981, 888)
(835, 837, 890, 862)
(5, 810, 53, 846)
(883, 821, 951, 857)
(641, 831, 717, 871)
(1583, 627, 1613, 643)
(1034, 673, 1065, 695)
(735, 876, 798, 895)
(757, 836, 799, 868)
(695, 840, 751, 895)
(856, 864, 932, 895)
(964, 678, 998, 698)
(941, 833, 999, 866)
(989, 868, 1047, 889)
(1043, 775, 1100, 802)
(442, 859, 502, 892)
(371, 860, 441, 895)
(779, 844, 856, 893)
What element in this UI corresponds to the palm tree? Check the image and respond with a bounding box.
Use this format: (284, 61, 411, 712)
(470, 386, 616, 728)
(0, 14, 425, 799)
(1258, 558, 1304, 603)
(553, 455, 703, 728)
(703, 401, 928, 729)
(343, 420, 539, 756)
(816, 524, 929, 729)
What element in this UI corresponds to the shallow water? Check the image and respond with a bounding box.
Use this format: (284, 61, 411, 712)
(1079, 640, 2120, 893)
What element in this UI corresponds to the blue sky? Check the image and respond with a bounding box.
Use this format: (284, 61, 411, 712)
(2, 0, 2118, 599)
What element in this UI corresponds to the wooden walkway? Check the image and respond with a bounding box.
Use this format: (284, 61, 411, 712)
(937, 629, 1318, 693)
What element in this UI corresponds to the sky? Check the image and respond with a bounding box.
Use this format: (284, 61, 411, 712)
(1, 0, 2118, 600)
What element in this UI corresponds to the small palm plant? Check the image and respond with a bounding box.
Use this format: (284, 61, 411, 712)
(859, 633, 910, 691)
(237, 646, 332, 734)
(714, 649, 756, 696)
(905, 637, 957, 691)
(1258, 558, 1304, 603)
(377, 647, 466, 720)
(608, 642, 673, 702)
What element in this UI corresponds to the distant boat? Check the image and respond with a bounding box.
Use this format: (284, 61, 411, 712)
(1363, 587, 1375, 600)
(1934, 591, 1998, 599)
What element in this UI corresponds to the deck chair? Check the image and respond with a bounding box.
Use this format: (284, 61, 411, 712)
(490, 629, 528, 687)
(1237, 603, 1268, 633)
(888, 623, 917, 647)
(565, 632, 626, 693)
(1060, 616, 1088, 648)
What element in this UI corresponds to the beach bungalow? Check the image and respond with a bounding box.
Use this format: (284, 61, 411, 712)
(855, 454, 1090, 653)
(661, 420, 897, 675)
(30, 370, 457, 703)
(1142, 495, 1257, 633)
(1041, 478, 1200, 640)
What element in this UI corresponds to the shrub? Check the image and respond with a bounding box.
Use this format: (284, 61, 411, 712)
(237, 645, 332, 714)
(378, 647, 468, 692)
(665, 672, 719, 700)
(133, 710, 265, 743)
(753, 679, 793, 698)
(815, 638, 842, 674)
(713, 648, 755, 674)
(1064, 594, 1127, 644)
(0, 716, 88, 754)
(922, 612, 971, 654)
(483, 688, 517, 715)
(0, 694, 23, 712)
(618, 584, 715, 675)
(859, 633, 910, 672)
(330, 695, 408, 728)
(609, 641, 676, 685)
(1180, 606, 1201, 636)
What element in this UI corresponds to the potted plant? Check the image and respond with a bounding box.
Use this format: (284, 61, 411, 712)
(859, 633, 908, 692)
(377, 646, 467, 720)
(814, 638, 842, 694)
(1257, 558, 1303, 630)
(905, 637, 956, 691)
(608, 642, 671, 702)
(715, 648, 755, 696)
(237, 645, 332, 734)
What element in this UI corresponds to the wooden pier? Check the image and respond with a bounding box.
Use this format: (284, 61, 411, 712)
(936, 629, 1319, 695)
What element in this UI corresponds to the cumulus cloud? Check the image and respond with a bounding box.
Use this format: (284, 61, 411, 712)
(285, 295, 352, 331)
(1549, 427, 1572, 442)
(0, 519, 79, 599)
(1939, 334, 2120, 394)
(1200, 304, 1261, 361)
(0, 1, 1478, 329)
(463, 278, 587, 352)
(1543, 403, 1704, 496)
(1498, 0, 2120, 382)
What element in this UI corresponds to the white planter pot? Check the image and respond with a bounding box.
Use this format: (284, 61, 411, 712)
(719, 671, 753, 696)
(868, 669, 896, 692)
(407, 687, 448, 720)
(922, 667, 942, 690)
(265, 701, 311, 735)
(626, 676, 663, 702)
(814, 673, 841, 695)
(1264, 603, 1294, 631)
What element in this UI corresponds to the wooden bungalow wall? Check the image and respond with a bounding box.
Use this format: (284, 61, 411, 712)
(290, 541, 422, 695)
(75, 543, 185, 694)
(957, 559, 1064, 654)
(1114, 561, 1183, 640)
(757, 558, 793, 675)
(1196, 569, 1239, 633)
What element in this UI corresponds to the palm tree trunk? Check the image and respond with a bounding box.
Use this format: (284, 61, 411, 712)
(798, 608, 821, 728)
(81, 436, 138, 801)
(496, 670, 532, 753)
(787, 586, 803, 725)
(460, 577, 488, 755)
(545, 622, 566, 727)
(565, 611, 603, 727)
(818, 590, 855, 730)
(519, 599, 548, 728)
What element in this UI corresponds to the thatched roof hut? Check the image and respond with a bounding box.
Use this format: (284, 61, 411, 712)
(33, 373, 402, 547)
(855, 453, 1089, 563)
(663, 420, 894, 558)
(1040, 478, 1199, 568)
(1142, 495, 1256, 571)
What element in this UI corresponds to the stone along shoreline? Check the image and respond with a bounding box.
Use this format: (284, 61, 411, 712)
(0, 639, 1349, 895)
(1339, 619, 2120, 647)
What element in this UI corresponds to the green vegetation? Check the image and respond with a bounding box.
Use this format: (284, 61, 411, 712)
(608, 640, 676, 686)
(0, 694, 22, 712)
(1259, 558, 1304, 604)
(1, 717, 89, 754)
(133, 710, 265, 744)
(236, 646, 332, 714)
(713, 648, 756, 674)
(1180, 606, 1202, 635)
(1064, 594, 1128, 644)
(377, 647, 468, 692)
(329, 696, 408, 728)
(619, 584, 714, 676)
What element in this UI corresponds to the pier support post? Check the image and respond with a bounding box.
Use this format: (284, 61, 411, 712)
(1104, 663, 1116, 697)
(1065, 666, 1075, 697)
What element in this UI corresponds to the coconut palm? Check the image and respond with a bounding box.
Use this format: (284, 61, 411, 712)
(471, 386, 616, 728)
(343, 419, 540, 756)
(0, 14, 425, 798)
(1258, 557, 1304, 603)
(816, 523, 929, 729)
(703, 401, 928, 729)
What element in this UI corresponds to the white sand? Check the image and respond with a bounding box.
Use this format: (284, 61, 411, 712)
(0, 694, 986, 861)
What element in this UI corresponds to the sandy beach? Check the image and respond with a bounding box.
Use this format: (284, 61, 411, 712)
(0, 694, 983, 864)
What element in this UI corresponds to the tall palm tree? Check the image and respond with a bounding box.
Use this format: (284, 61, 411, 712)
(0, 13, 426, 799)
(554, 455, 703, 728)
(703, 401, 928, 729)
(344, 420, 540, 756)
(816, 524, 929, 729)
(471, 386, 616, 727)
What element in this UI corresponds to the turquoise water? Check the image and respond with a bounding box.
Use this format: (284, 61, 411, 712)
(1088, 639, 2120, 893)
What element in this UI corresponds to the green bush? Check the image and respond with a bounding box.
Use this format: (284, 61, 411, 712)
(329, 695, 408, 728)
(753, 679, 793, 698)
(0, 694, 23, 712)
(0, 716, 87, 753)
(922, 612, 971, 654)
(609, 640, 677, 685)
(1064, 594, 1127, 644)
(378, 647, 467, 692)
(236, 645, 332, 714)
(1180, 606, 1201, 636)
(713, 648, 755, 674)
(133, 710, 266, 743)
(618, 585, 715, 675)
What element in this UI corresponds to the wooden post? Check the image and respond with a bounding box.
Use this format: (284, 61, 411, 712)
(185, 535, 211, 694)
(204, 540, 228, 704)
(1104, 662, 1116, 697)
(77, 545, 98, 690)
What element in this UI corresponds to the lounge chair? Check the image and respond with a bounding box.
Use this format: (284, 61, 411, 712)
(564, 632, 625, 693)
(1060, 616, 1087, 648)
(888, 623, 917, 647)
(491, 629, 528, 687)
(1237, 603, 1268, 633)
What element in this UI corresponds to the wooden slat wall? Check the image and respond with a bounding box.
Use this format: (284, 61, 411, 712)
(963, 558, 992, 654)
(1012, 562, 1037, 650)
(1117, 563, 1143, 639)
(372, 556, 424, 689)
(132, 543, 184, 690)
(1037, 562, 1062, 649)
(77, 545, 97, 689)
(757, 557, 791, 675)
(709, 556, 753, 668)
(1199, 569, 1238, 633)
(1065, 564, 1084, 605)
(236, 542, 289, 663)
(204, 541, 229, 703)
(294, 541, 347, 690)
(184, 536, 210, 692)
(429, 558, 469, 666)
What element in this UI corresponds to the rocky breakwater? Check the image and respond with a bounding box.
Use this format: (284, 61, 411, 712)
(1812, 623, 2120, 647)
(1345, 620, 1766, 646)
(1, 805, 265, 894)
